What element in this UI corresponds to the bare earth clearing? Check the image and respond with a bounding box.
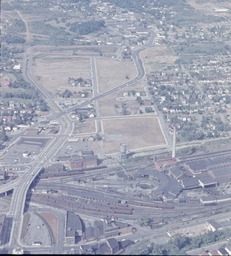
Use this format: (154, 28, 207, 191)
(90, 116, 166, 155)
(39, 212, 58, 243)
(33, 56, 91, 95)
(31, 45, 167, 154)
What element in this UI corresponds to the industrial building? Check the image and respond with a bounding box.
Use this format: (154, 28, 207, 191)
(68, 151, 98, 170)
(65, 212, 83, 245)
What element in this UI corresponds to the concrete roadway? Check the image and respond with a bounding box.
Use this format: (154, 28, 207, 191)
(63, 46, 146, 115)
(1, 26, 215, 253)
(1, 14, 230, 250)
(8, 126, 70, 249)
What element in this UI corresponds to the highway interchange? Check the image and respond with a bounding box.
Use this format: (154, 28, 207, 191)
(0, 29, 157, 252)
(1, 25, 231, 255)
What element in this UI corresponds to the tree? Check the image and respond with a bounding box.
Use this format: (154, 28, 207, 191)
(0, 129, 8, 143)
(137, 216, 153, 227)
(61, 89, 72, 98)
(145, 107, 154, 113)
(172, 235, 191, 250)
(136, 96, 143, 105)
(69, 20, 105, 35)
(39, 101, 49, 111)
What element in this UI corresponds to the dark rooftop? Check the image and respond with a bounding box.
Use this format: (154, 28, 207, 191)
(186, 159, 208, 172)
(119, 239, 133, 249)
(212, 166, 231, 179)
(185, 152, 231, 174)
(66, 211, 82, 238)
(208, 220, 222, 230)
(169, 165, 184, 179)
(96, 242, 111, 255)
(197, 173, 217, 185)
(181, 177, 200, 189)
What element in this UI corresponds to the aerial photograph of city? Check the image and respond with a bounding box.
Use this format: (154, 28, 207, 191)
(1, 0, 231, 255)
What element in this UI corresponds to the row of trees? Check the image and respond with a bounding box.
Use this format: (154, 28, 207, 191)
(127, 229, 231, 255)
(150, 230, 231, 255)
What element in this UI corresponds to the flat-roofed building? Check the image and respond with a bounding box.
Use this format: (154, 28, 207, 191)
(65, 212, 83, 245)
(200, 194, 231, 205)
(211, 166, 231, 184)
(198, 172, 217, 188)
(206, 220, 222, 232)
(46, 164, 64, 173)
(68, 151, 98, 170)
(106, 238, 120, 254)
(154, 158, 176, 171)
(180, 177, 200, 190)
(169, 165, 184, 181)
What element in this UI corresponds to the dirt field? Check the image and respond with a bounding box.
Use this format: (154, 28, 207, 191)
(96, 58, 137, 93)
(169, 223, 209, 237)
(32, 56, 91, 95)
(90, 116, 166, 155)
(39, 212, 58, 243)
(140, 46, 178, 74)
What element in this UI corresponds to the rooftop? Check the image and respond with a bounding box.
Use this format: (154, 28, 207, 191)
(212, 166, 231, 179)
(169, 165, 184, 179)
(66, 212, 82, 238)
(181, 177, 200, 189)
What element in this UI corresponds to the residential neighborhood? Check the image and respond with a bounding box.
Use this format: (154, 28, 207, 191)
(1, 0, 231, 255)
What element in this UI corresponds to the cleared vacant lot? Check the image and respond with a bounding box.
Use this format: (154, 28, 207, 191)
(98, 83, 146, 117)
(140, 46, 178, 73)
(96, 58, 137, 93)
(187, 0, 231, 16)
(72, 119, 96, 134)
(90, 116, 166, 154)
(39, 212, 58, 244)
(33, 55, 91, 96)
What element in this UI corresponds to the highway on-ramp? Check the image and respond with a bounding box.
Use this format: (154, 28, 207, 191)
(3, 42, 148, 252)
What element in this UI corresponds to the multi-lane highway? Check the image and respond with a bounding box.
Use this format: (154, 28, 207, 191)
(1, 32, 149, 252)
(8, 115, 71, 248)
(3, 22, 231, 253)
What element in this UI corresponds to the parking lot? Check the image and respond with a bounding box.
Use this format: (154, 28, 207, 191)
(55, 140, 89, 161)
(22, 212, 52, 247)
(0, 137, 50, 165)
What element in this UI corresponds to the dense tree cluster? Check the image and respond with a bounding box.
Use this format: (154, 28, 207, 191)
(69, 20, 105, 35)
(150, 230, 231, 255)
(2, 34, 25, 44)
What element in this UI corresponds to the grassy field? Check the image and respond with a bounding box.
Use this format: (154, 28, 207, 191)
(32, 55, 91, 96)
(140, 45, 178, 74)
(97, 83, 146, 117)
(96, 57, 137, 93)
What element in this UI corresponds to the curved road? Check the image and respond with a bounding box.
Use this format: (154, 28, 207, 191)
(4, 38, 148, 252)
